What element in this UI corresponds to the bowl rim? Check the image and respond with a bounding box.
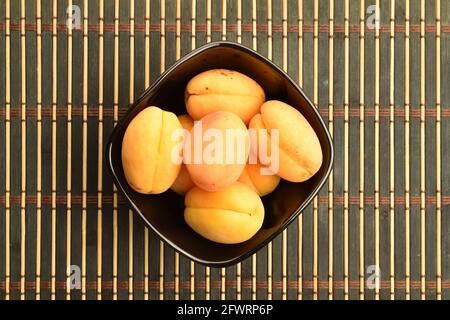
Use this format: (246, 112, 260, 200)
(105, 40, 334, 267)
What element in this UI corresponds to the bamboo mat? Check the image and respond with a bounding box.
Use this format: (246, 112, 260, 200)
(0, 0, 449, 300)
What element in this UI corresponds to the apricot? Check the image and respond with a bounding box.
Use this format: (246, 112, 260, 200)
(185, 111, 250, 192)
(177, 114, 195, 131)
(249, 100, 323, 182)
(121, 106, 182, 194)
(184, 182, 265, 244)
(238, 162, 281, 196)
(185, 69, 265, 125)
(171, 115, 195, 194)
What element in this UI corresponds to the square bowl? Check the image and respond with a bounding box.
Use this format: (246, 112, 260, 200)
(106, 41, 334, 267)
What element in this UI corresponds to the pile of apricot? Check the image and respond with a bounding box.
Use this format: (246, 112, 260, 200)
(122, 69, 322, 244)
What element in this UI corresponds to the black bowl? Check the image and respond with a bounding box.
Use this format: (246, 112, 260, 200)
(106, 41, 333, 267)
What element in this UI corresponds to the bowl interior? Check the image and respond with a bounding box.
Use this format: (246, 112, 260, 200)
(107, 42, 333, 266)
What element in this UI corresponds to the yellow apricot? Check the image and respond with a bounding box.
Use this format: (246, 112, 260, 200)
(121, 106, 182, 194)
(238, 162, 280, 196)
(184, 182, 265, 244)
(185, 69, 265, 125)
(185, 111, 250, 192)
(171, 115, 195, 194)
(249, 100, 323, 182)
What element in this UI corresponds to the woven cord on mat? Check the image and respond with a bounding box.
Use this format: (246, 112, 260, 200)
(0, 0, 449, 300)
